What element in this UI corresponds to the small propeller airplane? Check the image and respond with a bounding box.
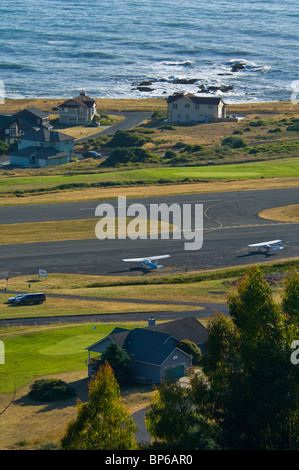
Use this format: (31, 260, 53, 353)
(122, 254, 170, 270)
(248, 239, 283, 252)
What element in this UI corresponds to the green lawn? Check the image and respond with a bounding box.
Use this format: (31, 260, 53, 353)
(1, 157, 299, 195)
(0, 323, 141, 394)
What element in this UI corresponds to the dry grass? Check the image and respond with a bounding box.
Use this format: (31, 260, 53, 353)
(0, 369, 158, 450)
(0, 218, 174, 245)
(259, 204, 299, 223)
(1, 97, 298, 116)
(0, 97, 167, 115)
(0, 370, 88, 450)
(226, 101, 299, 115)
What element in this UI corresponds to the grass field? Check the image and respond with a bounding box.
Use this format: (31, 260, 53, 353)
(0, 217, 174, 245)
(0, 322, 142, 394)
(1, 157, 299, 198)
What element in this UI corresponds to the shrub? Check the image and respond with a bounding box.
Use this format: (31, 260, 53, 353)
(0, 140, 9, 155)
(107, 130, 147, 148)
(177, 340, 202, 366)
(103, 147, 159, 166)
(221, 136, 247, 148)
(28, 379, 76, 402)
(286, 120, 299, 132)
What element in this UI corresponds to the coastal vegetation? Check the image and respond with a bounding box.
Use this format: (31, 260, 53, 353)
(1, 264, 298, 449)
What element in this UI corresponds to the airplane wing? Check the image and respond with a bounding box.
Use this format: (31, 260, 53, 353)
(122, 255, 170, 269)
(248, 240, 283, 250)
(122, 255, 170, 262)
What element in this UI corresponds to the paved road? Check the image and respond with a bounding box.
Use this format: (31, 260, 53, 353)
(75, 111, 153, 142)
(0, 187, 298, 280)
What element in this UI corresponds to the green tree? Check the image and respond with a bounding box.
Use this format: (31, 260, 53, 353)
(61, 362, 137, 450)
(100, 342, 134, 385)
(281, 269, 299, 325)
(192, 266, 299, 450)
(0, 140, 9, 155)
(177, 339, 202, 366)
(145, 380, 213, 448)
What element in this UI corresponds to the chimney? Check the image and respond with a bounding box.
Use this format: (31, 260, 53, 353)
(148, 315, 155, 326)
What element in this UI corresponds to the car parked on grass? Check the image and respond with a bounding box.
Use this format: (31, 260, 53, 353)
(83, 150, 103, 158)
(7, 293, 46, 306)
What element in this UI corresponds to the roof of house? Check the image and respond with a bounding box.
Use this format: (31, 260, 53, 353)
(167, 93, 225, 105)
(87, 317, 208, 365)
(122, 328, 186, 366)
(58, 92, 96, 109)
(0, 115, 19, 129)
(21, 128, 74, 142)
(14, 106, 50, 119)
(10, 146, 68, 160)
(146, 317, 208, 345)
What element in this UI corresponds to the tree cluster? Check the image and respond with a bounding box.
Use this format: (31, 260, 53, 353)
(61, 266, 299, 450)
(146, 266, 299, 450)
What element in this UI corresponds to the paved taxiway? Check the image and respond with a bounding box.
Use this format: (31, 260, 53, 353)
(0, 187, 298, 280)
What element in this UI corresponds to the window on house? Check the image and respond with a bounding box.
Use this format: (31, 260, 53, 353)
(185, 104, 190, 108)
(173, 103, 178, 109)
(195, 104, 199, 109)
(80, 107, 83, 112)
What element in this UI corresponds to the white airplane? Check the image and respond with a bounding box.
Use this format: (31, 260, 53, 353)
(248, 239, 283, 252)
(122, 255, 170, 270)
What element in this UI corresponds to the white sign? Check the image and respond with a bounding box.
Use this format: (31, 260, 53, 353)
(38, 269, 47, 280)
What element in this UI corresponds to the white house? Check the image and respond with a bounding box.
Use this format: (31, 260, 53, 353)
(167, 93, 226, 124)
(58, 91, 97, 125)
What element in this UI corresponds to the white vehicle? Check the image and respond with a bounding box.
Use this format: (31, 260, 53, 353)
(122, 255, 170, 270)
(248, 239, 283, 252)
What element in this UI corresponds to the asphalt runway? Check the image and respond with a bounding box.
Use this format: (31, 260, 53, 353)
(0, 187, 298, 280)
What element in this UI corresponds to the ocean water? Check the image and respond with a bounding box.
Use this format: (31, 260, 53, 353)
(0, 0, 298, 103)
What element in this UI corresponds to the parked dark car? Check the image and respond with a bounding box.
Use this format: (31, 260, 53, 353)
(83, 150, 102, 158)
(10, 293, 46, 306)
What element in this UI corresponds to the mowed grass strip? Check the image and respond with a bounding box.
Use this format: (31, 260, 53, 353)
(1, 157, 299, 196)
(1, 177, 299, 207)
(0, 218, 173, 245)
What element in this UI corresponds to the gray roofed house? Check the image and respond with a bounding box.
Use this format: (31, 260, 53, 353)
(9, 128, 75, 168)
(13, 106, 53, 132)
(86, 316, 208, 384)
(0, 115, 19, 145)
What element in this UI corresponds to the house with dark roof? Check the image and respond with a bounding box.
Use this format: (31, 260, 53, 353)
(9, 128, 75, 167)
(167, 93, 226, 123)
(0, 115, 19, 145)
(13, 106, 53, 133)
(86, 317, 208, 383)
(58, 90, 97, 125)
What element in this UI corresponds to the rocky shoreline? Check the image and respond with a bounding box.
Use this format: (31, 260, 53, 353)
(131, 61, 249, 94)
